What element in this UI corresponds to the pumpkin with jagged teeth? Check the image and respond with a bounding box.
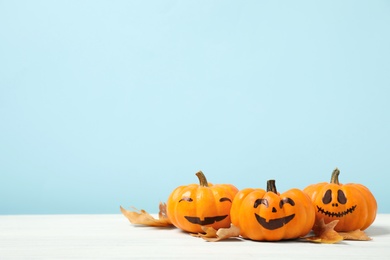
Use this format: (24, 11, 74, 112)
(304, 168, 377, 232)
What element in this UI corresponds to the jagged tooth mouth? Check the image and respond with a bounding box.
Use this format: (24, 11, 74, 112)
(316, 205, 357, 217)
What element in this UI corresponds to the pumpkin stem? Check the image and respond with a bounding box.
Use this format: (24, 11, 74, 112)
(330, 168, 340, 184)
(195, 170, 209, 187)
(266, 180, 278, 193)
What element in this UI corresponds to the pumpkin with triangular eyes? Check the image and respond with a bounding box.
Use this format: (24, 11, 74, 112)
(303, 168, 377, 232)
(166, 171, 238, 233)
(230, 180, 315, 241)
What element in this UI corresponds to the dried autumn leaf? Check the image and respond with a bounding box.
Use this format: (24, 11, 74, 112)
(305, 219, 343, 244)
(158, 202, 171, 223)
(339, 229, 372, 241)
(199, 224, 241, 242)
(120, 202, 173, 227)
(191, 226, 218, 238)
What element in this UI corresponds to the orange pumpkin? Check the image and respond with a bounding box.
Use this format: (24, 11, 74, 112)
(166, 170, 238, 233)
(230, 180, 315, 241)
(304, 168, 377, 232)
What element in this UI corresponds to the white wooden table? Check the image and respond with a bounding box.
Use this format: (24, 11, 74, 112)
(1, 214, 389, 259)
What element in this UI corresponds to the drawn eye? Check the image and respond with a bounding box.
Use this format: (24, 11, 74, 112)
(219, 197, 232, 203)
(179, 197, 193, 203)
(279, 198, 295, 208)
(337, 190, 347, 204)
(322, 189, 332, 204)
(254, 199, 268, 208)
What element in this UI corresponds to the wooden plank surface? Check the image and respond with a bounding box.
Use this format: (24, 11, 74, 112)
(1, 214, 389, 259)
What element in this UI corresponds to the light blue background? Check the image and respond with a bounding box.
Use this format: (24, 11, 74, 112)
(1, 0, 389, 214)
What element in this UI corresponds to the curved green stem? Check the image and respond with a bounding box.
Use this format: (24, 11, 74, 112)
(195, 170, 209, 187)
(330, 168, 340, 184)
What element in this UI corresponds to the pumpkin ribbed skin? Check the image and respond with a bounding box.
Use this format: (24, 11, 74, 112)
(230, 180, 315, 241)
(166, 171, 238, 233)
(304, 168, 377, 232)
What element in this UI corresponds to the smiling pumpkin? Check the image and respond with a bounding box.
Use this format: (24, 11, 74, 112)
(230, 180, 315, 241)
(304, 168, 377, 232)
(166, 171, 238, 233)
(254, 196, 296, 230)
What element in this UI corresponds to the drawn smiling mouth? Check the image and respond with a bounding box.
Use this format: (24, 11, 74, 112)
(255, 214, 295, 230)
(184, 215, 228, 225)
(316, 205, 357, 217)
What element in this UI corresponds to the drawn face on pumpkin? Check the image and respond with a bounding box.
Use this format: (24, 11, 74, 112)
(303, 168, 377, 232)
(253, 196, 296, 230)
(317, 188, 357, 218)
(230, 181, 316, 241)
(166, 171, 239, 234)
(178, 195, 232, 225)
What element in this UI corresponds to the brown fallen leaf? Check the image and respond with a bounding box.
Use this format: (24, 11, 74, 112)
(191, 226, 218, 238)
(305, 219, 343, 244)
(195, 224, 241, 242)
(158, 202, 171, 223)
(120, 202, 173, 227)
(339, 229, 372, 241)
